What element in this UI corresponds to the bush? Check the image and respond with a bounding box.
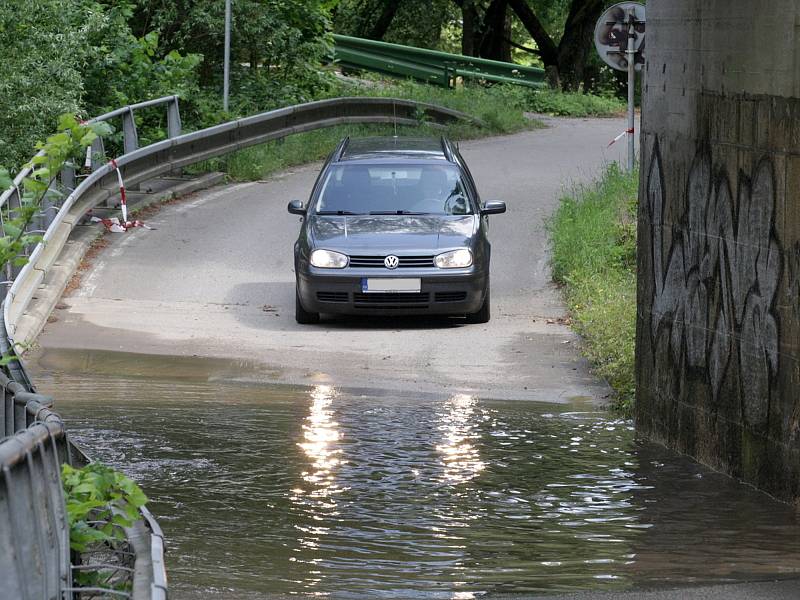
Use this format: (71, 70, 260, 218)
(525, 88, 625, 117)
(549, 163, 638, 414)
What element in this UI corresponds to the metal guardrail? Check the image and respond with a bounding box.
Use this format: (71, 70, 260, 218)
(333, 34, 547, 89)
(0, 94, 482, 599)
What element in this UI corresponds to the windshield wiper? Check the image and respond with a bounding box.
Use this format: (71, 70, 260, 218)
(369, 210, 429, 215)
(316, 210, 364, 215)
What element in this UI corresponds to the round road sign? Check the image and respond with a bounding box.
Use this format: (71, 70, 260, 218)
(594, 2, 646, 72)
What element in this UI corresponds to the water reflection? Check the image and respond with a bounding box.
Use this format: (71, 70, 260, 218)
(293, 385, 343, 594)
(436, 394, 485, 485)
(297, 385, 342, 493)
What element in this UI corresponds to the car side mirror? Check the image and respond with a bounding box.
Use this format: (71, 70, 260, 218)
(481, 201, 506, 216)
(287, 200, 306, 215)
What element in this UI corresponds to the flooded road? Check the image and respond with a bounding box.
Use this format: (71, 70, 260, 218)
(31, 349, 800, 599)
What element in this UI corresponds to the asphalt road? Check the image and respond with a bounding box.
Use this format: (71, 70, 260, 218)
(38, 116, 629, 402)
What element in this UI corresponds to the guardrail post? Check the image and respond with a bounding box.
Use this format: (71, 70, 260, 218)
(167, 97, 182, 138)
(60, 164, 75, 194)
(89, 136, 105, 172)
(122, 108, 140, 154)
(2, 386, 10, 436)
(122, 108, 140, 194)
(167, 97, 183, 177)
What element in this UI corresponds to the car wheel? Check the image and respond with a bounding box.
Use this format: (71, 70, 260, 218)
(466, 284, 490, 324)
(295, 287, 320, 324)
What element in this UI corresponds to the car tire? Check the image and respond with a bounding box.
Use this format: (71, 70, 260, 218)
(295, 288, 320, 324)
(466, 284, 490, 324)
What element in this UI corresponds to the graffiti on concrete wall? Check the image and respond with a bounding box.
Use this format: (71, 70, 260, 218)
(646, 140, 781, 427)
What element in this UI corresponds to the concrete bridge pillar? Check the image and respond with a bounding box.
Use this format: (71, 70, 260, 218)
(636, 0, 800, 504)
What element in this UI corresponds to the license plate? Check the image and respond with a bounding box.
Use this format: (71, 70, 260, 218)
(361, 278, 421, 293)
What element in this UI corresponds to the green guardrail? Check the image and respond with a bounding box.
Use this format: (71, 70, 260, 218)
(332, 34, 547, 89)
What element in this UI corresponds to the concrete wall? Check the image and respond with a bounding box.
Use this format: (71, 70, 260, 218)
(636, 0, 800, 504)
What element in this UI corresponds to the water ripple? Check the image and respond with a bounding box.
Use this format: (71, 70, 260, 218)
(32, 368, 800, 599)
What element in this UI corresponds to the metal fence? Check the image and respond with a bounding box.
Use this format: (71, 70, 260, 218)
(0, 375, 71, 600)
(0, 95, 482, 599)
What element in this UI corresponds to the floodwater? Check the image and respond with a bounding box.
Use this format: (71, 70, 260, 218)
(32, 349, 800, 599)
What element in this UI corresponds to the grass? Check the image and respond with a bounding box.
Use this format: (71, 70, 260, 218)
(198, 77, 626, 181)
(549, 163, 638, 414)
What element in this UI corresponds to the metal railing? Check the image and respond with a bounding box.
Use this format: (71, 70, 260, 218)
(0, 376, 71, 600)
(0, 94, 483, 599)
(333, 34, 547, 89)
(0, 370, 166, 600)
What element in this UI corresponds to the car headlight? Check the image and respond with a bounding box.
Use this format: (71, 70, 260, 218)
(434, 248, 473, 269)
(309, 249, 349, 268)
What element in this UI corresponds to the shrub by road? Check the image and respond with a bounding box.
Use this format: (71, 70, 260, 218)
(549, 164, 638, 414)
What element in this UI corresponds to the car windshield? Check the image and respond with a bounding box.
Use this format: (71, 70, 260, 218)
(314, 163, 473, 215)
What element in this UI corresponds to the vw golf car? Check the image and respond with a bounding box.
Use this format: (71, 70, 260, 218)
(288, 136, 505, 324)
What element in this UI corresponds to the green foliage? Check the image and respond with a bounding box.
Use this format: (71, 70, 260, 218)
(549, 163, 639, 414)
(62, 462, 148, 553)
(81, 3, 202, 115)
(334, 0, 457, 49)
(0, 115, 111, 274)
(130, 0, 335, 114)
(526, 89, 625, 117)
(0, 1, 86, 170)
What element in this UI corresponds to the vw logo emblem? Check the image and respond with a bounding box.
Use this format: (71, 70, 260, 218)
(384, 255, 400, 269)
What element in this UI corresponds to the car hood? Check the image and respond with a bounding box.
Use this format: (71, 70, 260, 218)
(309, 214, 478, 251)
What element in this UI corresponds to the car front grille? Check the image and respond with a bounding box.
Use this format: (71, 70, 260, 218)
(349, 255, 435, 268)
(316, 291, 349, 303)
(353, 292, 430, 307)
(435, 291, 467, 303)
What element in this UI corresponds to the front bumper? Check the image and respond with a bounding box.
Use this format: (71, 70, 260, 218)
(297, 266, 487, 316)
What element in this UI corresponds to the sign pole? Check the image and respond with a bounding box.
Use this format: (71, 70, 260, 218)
(223, 0, 231, 113)
(626, 8, 635, 171)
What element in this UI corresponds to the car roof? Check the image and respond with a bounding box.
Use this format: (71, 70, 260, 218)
(336, 136, 455, 163)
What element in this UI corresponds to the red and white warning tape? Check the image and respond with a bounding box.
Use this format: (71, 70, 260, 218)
(109, 158, 128, 223)
(90, 216, 153, 233)
(608, 128, 635, 148)
(89, 159, 154, 232)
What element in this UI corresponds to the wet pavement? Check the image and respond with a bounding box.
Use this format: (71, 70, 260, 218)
(32, 349, 800, 599)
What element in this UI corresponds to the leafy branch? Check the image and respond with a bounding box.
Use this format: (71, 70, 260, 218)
(62, 462, 149, 590)
(62, 462, 148, 553)
(0, 114, 113, 272)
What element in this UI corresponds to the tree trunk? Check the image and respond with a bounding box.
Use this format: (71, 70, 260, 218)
(460, 0, 477, 56)
(367, 1, 400, 40)
(477, 0, 511, 62)
(555, 0, 604, 91)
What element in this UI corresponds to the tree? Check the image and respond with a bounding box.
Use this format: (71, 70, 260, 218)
(507, 0, 604, 90)
(0, 0, 85, 170)
(453, 0, 511, 61)
(334, 0, 455, 50)
(130, 0, 333, 101)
